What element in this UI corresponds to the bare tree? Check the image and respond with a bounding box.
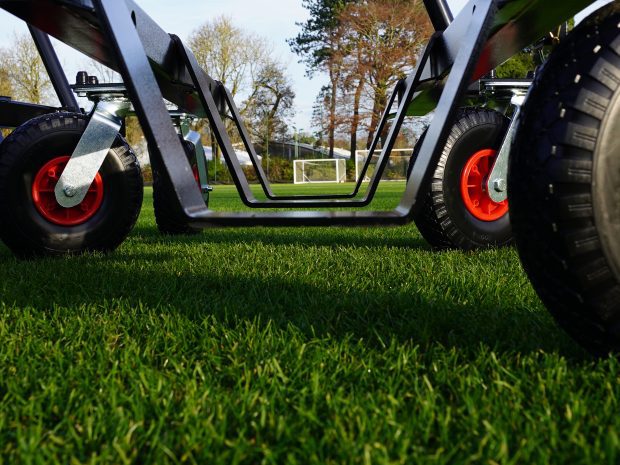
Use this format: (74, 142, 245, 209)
(0, 65, 13, 99)
(243, 60, 296, 147)
(338, 0, 431, 149)
(188, 16, 277, 167)
(84, 59, 121, 84)
(333, 41, 367, 155)
(0, 33, 53, 105)
(188, 16, 271, 100)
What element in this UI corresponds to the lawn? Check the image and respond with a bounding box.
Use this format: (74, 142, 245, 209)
(1, 183, 619, 464)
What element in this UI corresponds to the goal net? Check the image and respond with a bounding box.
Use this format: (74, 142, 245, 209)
(294, 159, 347, 184)
(355, 148, 413, 183)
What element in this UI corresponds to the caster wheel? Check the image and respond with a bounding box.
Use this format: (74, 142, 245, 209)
(0, 113, 143, 258)
(412, 108, 511, 250)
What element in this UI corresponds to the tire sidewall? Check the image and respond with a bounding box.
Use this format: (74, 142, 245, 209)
(0, 114, 142, 255)
(594, 71, 620, 282)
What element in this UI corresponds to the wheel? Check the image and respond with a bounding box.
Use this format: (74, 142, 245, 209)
(0, 113, 143, 258)
(509, 4, 620, 355)
(152, 138, 202, 235)
(412, 108, 511, 250)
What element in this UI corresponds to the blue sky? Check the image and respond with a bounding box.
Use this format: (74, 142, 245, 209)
(0, 0, 610, 132)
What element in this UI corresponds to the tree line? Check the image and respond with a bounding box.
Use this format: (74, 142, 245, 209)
(0, 1, 431, 154)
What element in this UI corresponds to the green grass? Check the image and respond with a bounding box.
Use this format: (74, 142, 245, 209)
(1, 183, 619, 464)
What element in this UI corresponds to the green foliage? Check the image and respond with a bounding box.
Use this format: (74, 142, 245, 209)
(206, 158, 237, 184)
(1, 185, 616, 464)
(262, 157, 295, 184)
(206, 157, 295, 184)
(495, 52, 536, 79)
(141, 163, 153, 184)
(243, 61, 296, 144)
(288, 0, 353, 73)
(346, 158, 356, 182)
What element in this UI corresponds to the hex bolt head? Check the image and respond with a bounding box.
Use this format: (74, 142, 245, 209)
(493, 179, 507, 193)
(63, 185, 78, 198)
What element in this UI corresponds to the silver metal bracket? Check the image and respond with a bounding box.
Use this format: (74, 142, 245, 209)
(55, 100, 130, 208)
(176, 114, 212, 201)
(487, 93, 526, 203)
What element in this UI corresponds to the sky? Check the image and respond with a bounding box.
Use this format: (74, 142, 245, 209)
(0, 0, 611, 132)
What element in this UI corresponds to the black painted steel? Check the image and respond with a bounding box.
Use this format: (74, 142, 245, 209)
(0, 0, 514, 227)
(93, 0, 208, 216)
(424, 0, 453, 31)
(0, 0, 219, 118)
(174, 33, 439, 209)
(1, 0, 592, 121)
(28, 26, 80, 112)
(183, 0, 496, 226)
(0, 100, 58, 128)
(217, 43, 433, 203)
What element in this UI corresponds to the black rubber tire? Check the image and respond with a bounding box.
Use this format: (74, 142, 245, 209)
(412, 108, 512, 250)
(0, 112, 143, 258)
(509, 3, 620, 355)
(151, 138, 201, 236)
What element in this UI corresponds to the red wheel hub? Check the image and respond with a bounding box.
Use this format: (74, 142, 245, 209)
(460, 149, 509, 222)
(32, 156, 104, 226)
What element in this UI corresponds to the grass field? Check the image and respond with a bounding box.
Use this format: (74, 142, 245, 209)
(1, 183, 619, 464)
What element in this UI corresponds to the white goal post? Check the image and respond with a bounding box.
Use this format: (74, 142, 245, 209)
(294, 159, 347, 184)
(355, 148, 413, 183)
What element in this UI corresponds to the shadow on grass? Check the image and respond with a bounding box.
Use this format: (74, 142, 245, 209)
(0, 237, 586, 361)
(131, 225, 431, 251)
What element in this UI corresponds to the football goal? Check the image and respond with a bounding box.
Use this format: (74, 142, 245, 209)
(293, 159, 347, 184)
(355, 148, 413, 183)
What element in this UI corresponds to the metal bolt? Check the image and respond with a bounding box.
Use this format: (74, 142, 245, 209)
(493, 179, 507, 193)
(63, 185, 78, 198)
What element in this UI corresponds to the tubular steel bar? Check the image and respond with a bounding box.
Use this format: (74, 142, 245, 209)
(174, 33, 439, 209)
(424, 0, 453, 31)
(28, 26, 80, 112)
(90, 0, 494, 225)
(0, 0, 497, 226)
(215, 40, 435, 205)
(187, 0, 497, 227)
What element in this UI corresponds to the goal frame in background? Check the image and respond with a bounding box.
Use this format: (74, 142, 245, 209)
(354, 149, 413, 183)
(293, 159, 347, 185)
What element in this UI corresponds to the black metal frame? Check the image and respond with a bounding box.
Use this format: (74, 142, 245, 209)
(0, 99, 58, 128)
(93, 0, 496, 226)
(423, 0, 453, 31)
(28, 26, 80, 113)
(0, 0, 592, 227)
(0, 25, 80, 128)
(176, 34, 436, 208)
